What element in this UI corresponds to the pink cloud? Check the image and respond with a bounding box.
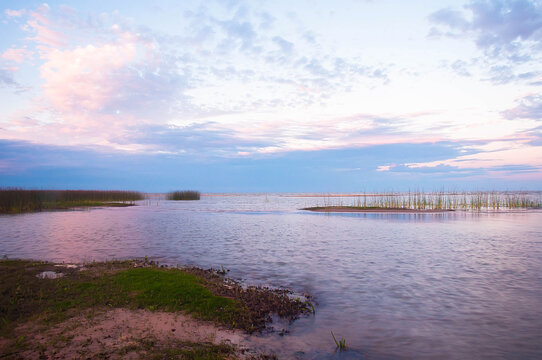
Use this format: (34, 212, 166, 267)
(1, 48, 33, 63)
(40, 42, 138, 113)
(4, 9, 26, 18)
(22, 4, 66, 49)
(1, 4, 181, 152)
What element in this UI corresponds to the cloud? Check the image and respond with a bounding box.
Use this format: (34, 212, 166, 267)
(469, 0, 542, 48)
(214, 10, 258, 53)
(0, 1, 523, 166)
(23, 4, 67, 48)
(40, 36, 156, 114)
(450, 60, 472, 77)
(503, 94, 542, 119)
(118, 123, 275, 156)
(486, 64, 540, 84)
(4, 9, 26, 18)
(0, 68, 16, 86)
(0, 67, 25, 92)
(0, 6, 189, 151)
(180, 4, 389, 99)
(376, 165, 393, 172)
(257, 11, 275, 30)
(1, 48, 33, 63)
(2, 138, 540, 191)
(272, 36, 294, 55)
(428, 7, 470, 31)
(429, 0, 542, 58)
(402, 142, 542, 175)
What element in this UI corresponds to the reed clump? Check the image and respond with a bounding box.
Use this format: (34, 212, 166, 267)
(0, 189, 143, 214)
(167, 190, 201, 201)
(315, 191, 542, 212)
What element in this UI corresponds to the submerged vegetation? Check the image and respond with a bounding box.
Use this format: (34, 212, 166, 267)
(0, 189, 144, 214)
(308, 191, 542, 212)
(167, 190, 201, 200)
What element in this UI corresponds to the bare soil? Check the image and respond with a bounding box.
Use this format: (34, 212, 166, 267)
(2, 308, 270, 359)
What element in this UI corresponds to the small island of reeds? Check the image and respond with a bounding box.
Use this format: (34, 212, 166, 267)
(302, 206, 454, 213)
(167, 190, 201, 200)
(0, 189, 144, 214)
(302, 191, 542, 213)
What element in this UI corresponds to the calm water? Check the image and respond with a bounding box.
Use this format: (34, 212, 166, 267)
(1, 194, 542, 359)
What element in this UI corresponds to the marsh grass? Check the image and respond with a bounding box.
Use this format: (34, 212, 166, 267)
(0, 189, 144, 214)
(314, 191, 541, 211)
(167, 190, 201, 201)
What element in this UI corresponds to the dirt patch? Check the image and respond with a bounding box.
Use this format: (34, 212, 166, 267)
(3, 308, 267, 359)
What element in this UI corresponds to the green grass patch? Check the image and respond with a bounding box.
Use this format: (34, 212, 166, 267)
(112, 268, 240, 323)
(0, 260, 244, 337)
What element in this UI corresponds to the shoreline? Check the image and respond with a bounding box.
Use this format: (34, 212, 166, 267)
(0, 259, 313, 359)
(0, 202, 137, 214)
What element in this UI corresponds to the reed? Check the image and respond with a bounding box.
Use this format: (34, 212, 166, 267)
(0, 188, 143, 214)
(314, 190, 541, 212)
(331, 330, 347, 351)
(167, 190, 201, 201)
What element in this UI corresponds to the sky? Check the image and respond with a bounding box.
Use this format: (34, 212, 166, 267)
(1, 0, 541, 192)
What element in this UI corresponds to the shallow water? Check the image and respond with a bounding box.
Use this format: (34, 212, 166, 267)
(1, 194, 542, 359)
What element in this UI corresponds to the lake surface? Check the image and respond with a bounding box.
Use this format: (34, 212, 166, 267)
(1, 194, 542, 359)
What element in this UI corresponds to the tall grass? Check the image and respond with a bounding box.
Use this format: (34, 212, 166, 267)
(316, 191, 542, 211)
(0, 189, 143, 214)
(167, 190, 201, 201)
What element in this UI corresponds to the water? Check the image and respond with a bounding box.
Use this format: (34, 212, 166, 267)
(1, 194, 541, 359)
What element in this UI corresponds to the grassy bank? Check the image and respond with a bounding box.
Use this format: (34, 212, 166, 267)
(0, 189, 144, 214)
(0, 259, 310, 358)
(167, 190, 201, 200)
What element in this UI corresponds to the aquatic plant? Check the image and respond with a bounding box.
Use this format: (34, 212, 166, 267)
(305, 301, 316, 315)
(331, 330, 347, 351)
(310, 190, 541, 212)
(167, 190, 201, 201)
(0, 188, 144, 214)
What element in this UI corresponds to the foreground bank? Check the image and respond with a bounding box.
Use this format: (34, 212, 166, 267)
(0, 259, 313, 359)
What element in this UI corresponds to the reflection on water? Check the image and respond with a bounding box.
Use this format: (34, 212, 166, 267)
(1, 194, 542, 359)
